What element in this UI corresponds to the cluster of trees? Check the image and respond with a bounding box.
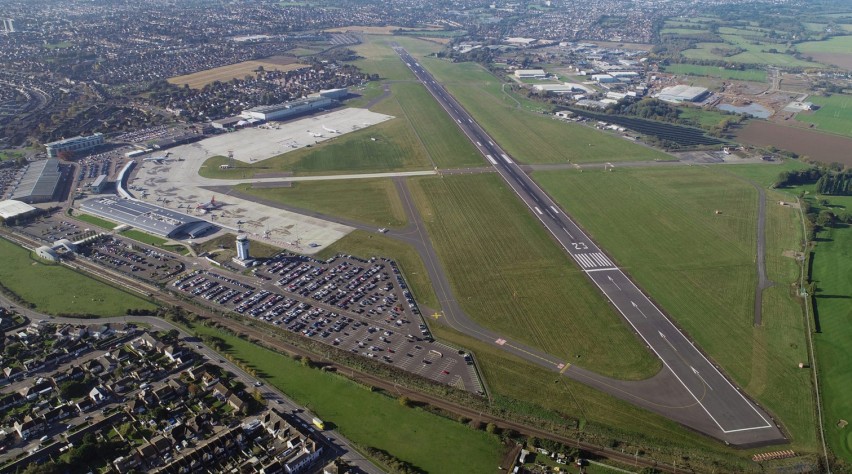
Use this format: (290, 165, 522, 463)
(616, 98, 681, 122)
(776, 166, 852, 195)
(363, 446, 426, 474)
(22, 434, 126, 474)
(816, 169, 852, 195)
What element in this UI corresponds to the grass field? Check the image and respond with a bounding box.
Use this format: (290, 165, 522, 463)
(233, 178, 408, 229)
(349, 36, 416, 81)
(433, 326, 757, 472)
(395, 44, 670, 164)
(316, 230, 439, 310)
(678, 107, 744, 129)
(806, 192, 852, 465)
(119, 229, 169, 247)
(168, 59, 307, 89)
(0, 236, 157, 316)
(388, 82, 484, 168)
(188, 323, 504, 473)
(533, 167, 817, 450)
(795, 94, 852, 138)
(75, 213, 119, 230)
(198, 117, 434, 179)
(199, 233, 284, 260)
(663, 64, 767, 82)
(408, 173, 660, 379)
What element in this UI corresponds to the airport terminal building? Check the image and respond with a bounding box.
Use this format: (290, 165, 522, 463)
(45, 133, 104, 158)
(79, 197, 216, 239)
(242, 96, 334, 121)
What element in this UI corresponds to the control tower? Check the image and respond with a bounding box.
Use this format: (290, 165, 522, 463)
(236, 234, 250, 261)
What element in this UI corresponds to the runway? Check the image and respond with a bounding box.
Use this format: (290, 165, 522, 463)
(393, 46, 786, 446)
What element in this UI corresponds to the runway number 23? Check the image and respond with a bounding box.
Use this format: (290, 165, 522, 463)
(572, 242, 588, 250)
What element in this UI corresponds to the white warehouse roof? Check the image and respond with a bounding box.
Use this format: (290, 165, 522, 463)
(0, 200, 37, 219)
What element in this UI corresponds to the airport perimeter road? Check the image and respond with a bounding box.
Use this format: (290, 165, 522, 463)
(393, 46, 785, 446)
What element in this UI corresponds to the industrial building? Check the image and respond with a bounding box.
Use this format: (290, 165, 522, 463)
(313, 88, 349, 100)
(9, 159, 64, 203)
(656, 85, 709, 104)
(532, 83, 593, 95)
(45, 133, 104, 158)
(0, 199, 37, 221)
(241, 96, 334, 122)
(79, 197, 216, 239)
(591, 74, 618, 83)
(514, 69, 547, 79)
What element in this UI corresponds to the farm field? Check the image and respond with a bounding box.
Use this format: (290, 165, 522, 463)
(663, 63, 767, 82)
(795, 94, 852, 138)
(316, 230, 439, 310)
(233, 178, 408, 229)
(797, 34, 852, 54)
(736, 120, 852, 166)
(168, 58, 307, 89)
(408, 173, 661, 379)
(406, 56, 671, 163)
(533, 167, 816, 450)
(188, 323, 504, 474)
(0, 236, 157, 316)
(681, 34, 822, 68)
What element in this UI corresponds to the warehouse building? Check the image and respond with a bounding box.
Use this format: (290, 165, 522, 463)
(10, 159, 64, 203)
(45, 133, 104, 158)
(0, 199, 38, 221)
(656, 85, 709, 104)
(79, 197, 216, 239)
(91, 175, 109, 194)
(514, 69, 547, 79)
(241, 96, 335, 122)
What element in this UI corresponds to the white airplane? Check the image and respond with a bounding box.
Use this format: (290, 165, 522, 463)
(306, 130, 323, 138)
(196, 196, 224, 211)
(322, 125, 340, 134)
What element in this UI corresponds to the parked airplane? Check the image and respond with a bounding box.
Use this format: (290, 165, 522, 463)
(322, 125, 340, 134)
(196, 196, 224, 211)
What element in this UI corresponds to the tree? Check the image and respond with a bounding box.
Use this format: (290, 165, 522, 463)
(817, 210, 836, 227)
(485, 422, 497, 434)
(398, 396, 412, 407)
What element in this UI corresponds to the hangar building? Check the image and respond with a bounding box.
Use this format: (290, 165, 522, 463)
(10, 159, 64, 203)
(79, 197, 216, 239)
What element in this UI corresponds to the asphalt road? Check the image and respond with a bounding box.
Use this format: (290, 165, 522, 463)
(393, 46, 786, 446)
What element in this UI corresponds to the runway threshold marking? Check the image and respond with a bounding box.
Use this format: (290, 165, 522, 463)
(486, 155, 497, 165)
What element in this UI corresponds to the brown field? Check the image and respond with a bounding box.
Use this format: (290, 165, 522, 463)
(168, 58, 308, 89)
(736, 120, 852, 165)
(324, 25, 442, 35)
(809, 52, 852, 70)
